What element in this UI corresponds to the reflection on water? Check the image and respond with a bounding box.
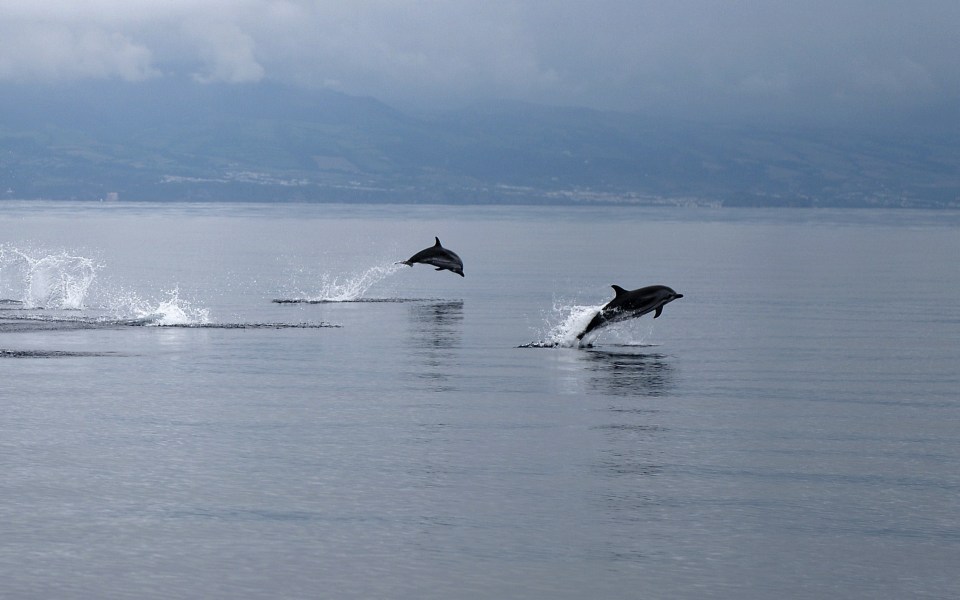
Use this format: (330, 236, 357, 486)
(405, 301, 464, 391)
(584, 348, 671, 549)
(408, 301, 463, 349)
(582, 349, 675, 397)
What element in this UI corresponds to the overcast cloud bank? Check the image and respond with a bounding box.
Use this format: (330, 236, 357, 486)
(1, 1, 958, 129)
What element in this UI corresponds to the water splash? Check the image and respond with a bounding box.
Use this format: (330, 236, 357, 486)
(303, 262, 405, 302)
(2, 246, 220, 328)
(105, 287, 211, 326)
(522, 298, 658, 348)
(0, 245, 98, 309)
(141, 289, 210, 326)
(524, 300, 603, 348)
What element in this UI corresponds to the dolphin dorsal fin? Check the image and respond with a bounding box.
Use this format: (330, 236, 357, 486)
(611, 285, 627, 297)
(434, 237, 442, 247)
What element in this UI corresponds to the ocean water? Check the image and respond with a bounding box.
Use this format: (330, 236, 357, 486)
(1, 201, 958, 599)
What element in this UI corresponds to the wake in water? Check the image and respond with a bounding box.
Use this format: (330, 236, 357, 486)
(1, 349, 121, 358)
(0, 287, 214, 329)
(273, 262, 439, 303)
(0, 245, 337, 331)
(1, 284, 337, 331)
(274, 297, 440, 304)
(0, 245, 219, 327)
(0, 313, 338, 332)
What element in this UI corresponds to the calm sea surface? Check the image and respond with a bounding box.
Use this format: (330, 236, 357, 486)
(2, 201, 959, 599)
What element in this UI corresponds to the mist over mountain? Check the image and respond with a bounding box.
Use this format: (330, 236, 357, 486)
(1, 80, 958, 207)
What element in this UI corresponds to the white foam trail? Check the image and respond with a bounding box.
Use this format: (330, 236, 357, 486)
(309, 263, 404, 302)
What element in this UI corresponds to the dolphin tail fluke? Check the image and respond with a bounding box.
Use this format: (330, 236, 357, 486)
(577, 309, 604, 342)
(576, 322, 593, 341)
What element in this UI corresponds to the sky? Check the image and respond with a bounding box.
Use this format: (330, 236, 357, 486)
(1, 1, 959, 128)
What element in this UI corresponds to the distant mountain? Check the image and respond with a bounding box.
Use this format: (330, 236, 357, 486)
(1, 80, 958, 207)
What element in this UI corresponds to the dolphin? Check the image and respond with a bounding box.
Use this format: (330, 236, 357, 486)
(576, 284, 683, 342)
(399, 237, 464, 277)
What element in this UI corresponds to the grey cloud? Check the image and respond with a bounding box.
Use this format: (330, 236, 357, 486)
(183, 21, 265, 84)
(0, 24, 157, 81)
(0, 0, 958, 126)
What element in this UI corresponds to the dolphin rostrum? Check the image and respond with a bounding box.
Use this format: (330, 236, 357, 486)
(576, 284, 683, 341)
(399, 237, 464, 277)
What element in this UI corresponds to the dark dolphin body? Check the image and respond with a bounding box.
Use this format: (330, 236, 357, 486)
(577, 284, 683, 341)
(400, 237, 464, 277)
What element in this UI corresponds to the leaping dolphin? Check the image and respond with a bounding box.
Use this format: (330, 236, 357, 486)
(399, 237, 464, 277)
(576, 284, 683, 342)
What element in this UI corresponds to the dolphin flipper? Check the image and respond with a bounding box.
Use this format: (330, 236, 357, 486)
(654, 306, 663, 318)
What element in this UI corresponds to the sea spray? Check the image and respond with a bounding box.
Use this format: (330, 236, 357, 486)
(103, 287, 210, 326)
(524, 298, 657, 347)
(0, 246, 352, 331)
(309, 262, 405, 302)
(525, 299, 604, 348)
(0, 245, 211, 325)
(0, 245, 98, 309)
(147, 289, 211, 326)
